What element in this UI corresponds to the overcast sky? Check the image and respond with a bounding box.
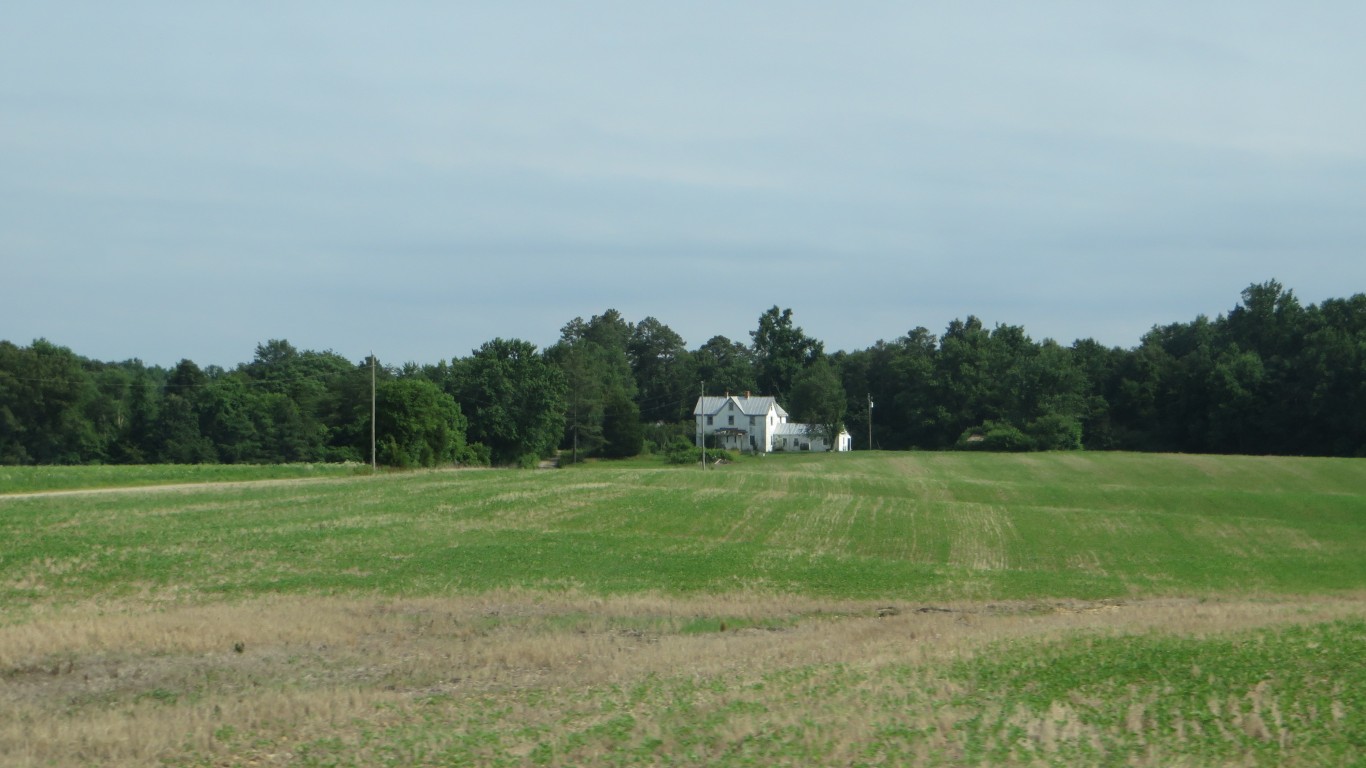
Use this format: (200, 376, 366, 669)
(4, 2, 1364, 368)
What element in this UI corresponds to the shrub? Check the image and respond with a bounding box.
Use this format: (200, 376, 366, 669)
(645, 421, 695, 454)
(664, 437, 736, 465)
(957, 421, 1035, 452)
(1026, 413, 1083, 451)
(705, 448, 738, 464)
(456, 442, 491, 467)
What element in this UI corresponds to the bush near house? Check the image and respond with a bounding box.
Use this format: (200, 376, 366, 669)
(663, 437, 735, 465)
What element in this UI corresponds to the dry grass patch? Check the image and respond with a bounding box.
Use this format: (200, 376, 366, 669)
(948, 503, 1015, 571)
(3, 592, 1364, 767)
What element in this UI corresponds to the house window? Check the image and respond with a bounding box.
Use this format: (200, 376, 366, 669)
(728, 416, 734, 425)
(706, 416, 713, 425)
(749, 416, 755, 426)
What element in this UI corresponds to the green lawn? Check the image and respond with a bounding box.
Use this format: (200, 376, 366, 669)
(3, 452, 1364, 767)
(3, 452, 1364, 608)
(0, 461, 366, 494)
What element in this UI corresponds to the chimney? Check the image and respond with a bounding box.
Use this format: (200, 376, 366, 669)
(724, 390, 730, 398)
(744, 391, 751, 399)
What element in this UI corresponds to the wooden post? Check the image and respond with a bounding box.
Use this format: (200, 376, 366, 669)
(370, 352, 377, 471)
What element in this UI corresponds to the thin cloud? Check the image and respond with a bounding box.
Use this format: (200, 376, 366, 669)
(2, 2, 1363, 367)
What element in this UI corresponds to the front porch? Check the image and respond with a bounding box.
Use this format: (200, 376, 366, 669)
(712, 427, 758, 453)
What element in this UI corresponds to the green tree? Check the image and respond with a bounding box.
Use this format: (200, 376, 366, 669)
(600, 391, 644, 458)
(452, 338, 566, 466)
(547, 340, 606, 462)
(151, 393, 216, 463)
(375, 378, 468, 468)
(1152, 318, 1218, 452)
(0, 340, 105, 463)
(1015, 339, 1088, 450)
(834, 340, 915, 451)
(628, 316, 691, 422)
(0, 342, 26, 463)
(156, 358, 218, 463)
(1069, 338, 1125, 450)
(751, 307, 823, 399)
(1205, 346, 1267, 454)
(84, 364, 137, 462)
(197, 376, 263, 463)
(548, 310, 638, 460)
(557, 311, 637, 399)
(688, 335, 757, 398)
(789, 357, 847, 450)
(1299, 296, 1366, 455)
(107, 364, 162, 464)
(888, 328, 942, 449)
(938, 323, 1090, 451)
(1225, 280, 1303, 360)
(1107, 329, 1177, 450)
(320, 355, 388, 464)
(240, 339, 351, 462)
(256, 393, 316, 463)
(930, 316, 992, 446)
(166, 357, 208, 392)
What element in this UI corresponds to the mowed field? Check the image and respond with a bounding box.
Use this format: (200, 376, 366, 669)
(2, 452, 1364, 766)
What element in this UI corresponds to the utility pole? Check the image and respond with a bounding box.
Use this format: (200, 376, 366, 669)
(370, 352, 377, 472)
(867, 393, 874, 452)
(699, 382, 706, 469)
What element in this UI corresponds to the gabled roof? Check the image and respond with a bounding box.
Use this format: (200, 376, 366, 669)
(693, 394, 788, 418)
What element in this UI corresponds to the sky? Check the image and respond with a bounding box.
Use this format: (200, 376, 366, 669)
(4, 2, 1365, 369)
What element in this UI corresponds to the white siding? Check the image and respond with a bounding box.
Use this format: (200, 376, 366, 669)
(695, 395, 786, 452)
(693, 395, 855, 453)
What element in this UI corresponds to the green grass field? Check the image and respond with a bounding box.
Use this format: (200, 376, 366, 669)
(5, 452, 1363, 605)
(0, 461, 367, 494)
(2, 452, 1364, 766)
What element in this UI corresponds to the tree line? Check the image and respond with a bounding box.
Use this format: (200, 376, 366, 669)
(2, 281, 1363, 466)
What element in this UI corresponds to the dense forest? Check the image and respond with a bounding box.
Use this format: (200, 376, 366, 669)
(2, 281, 1363, 466)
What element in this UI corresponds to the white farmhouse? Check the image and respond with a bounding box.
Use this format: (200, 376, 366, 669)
(693, 392, 852, 453)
